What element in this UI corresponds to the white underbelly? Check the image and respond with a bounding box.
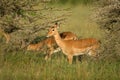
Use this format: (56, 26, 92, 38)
(53, 47, 61, 53)
(73, 47, 92, 56)
(74, 52, 85, 56)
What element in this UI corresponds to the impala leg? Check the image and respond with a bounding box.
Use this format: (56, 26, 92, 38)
(45, 50, 49, 60)
(45, 47, 54, 60)
(67, 55, 73, 64)
(78, 55, 82, 62)
(74, 55, 82, 63)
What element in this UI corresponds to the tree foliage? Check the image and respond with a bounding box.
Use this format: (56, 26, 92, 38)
(94, 0, 120, 60)
(50, 0, 95, 5)
(0, 0, 71, 51)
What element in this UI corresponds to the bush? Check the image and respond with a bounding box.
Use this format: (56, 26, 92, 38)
(94, 0, 120, 60)
(0, 0, 71, 52)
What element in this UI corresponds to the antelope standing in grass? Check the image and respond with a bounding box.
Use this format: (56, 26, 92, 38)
(27, 31, 78, 60)
(47, 23, 100, 64)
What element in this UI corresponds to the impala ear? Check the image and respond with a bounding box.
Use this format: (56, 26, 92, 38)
(54, 22, 60, 28)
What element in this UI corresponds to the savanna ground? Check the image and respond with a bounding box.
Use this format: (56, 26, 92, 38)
(0, 1, 120, 80)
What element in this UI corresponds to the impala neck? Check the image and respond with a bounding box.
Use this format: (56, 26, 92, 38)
(54, 31, 64, 48)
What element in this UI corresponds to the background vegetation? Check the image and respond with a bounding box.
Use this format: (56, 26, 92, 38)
(50, 0, 95, 5)
(0, 0, 120, 80)
(93, 0, 120, 60)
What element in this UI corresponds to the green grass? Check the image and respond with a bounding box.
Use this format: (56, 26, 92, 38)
(0, 51, 120, 80)
(59, 5, 104, 39)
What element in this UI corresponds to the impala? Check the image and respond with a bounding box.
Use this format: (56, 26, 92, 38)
(27, 41, 44, 51)
(47, 23, 100, 64)
(27, 31, 78, 60)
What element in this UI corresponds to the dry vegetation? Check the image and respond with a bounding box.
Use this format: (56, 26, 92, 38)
(0, 0, 72, 51)
(93, 0, 120, 60)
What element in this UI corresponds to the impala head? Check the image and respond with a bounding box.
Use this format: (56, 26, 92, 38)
(47, 23, 59, 37)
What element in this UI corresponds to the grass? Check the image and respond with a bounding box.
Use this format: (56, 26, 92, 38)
(0, 3, 119, 80)
(60, 5, 103, 39)
(0, 51, 120, 80)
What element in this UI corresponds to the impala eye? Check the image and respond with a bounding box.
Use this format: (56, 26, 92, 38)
(52, 29, 54, 31)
